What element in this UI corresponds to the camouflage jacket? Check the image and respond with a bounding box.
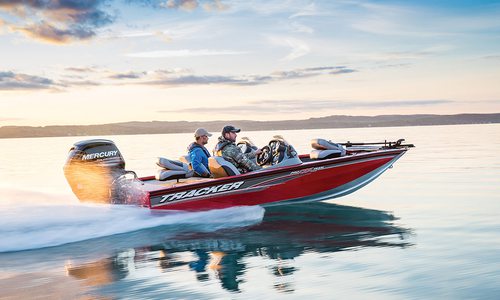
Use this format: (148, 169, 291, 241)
(214, 136, 261, 173)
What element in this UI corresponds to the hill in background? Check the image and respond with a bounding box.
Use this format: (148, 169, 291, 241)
(1, 113, 499, 139)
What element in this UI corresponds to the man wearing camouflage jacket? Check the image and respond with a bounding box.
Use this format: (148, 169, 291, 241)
(213, 125, 262, 174)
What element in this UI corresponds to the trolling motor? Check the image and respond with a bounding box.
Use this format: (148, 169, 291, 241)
(63, 139, 141, 204)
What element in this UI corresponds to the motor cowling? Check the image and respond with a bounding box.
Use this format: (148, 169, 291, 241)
(63, 139, 127, 203)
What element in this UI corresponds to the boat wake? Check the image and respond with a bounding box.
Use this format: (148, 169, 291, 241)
(0, 188, 265, 253)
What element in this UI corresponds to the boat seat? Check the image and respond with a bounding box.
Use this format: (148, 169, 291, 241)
(179, 155, 193, 170)
(155, 157, 194, 181)
(310, 138, 346, 160)
(208, 156, 241, 178)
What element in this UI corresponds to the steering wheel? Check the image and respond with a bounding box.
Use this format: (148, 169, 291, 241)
(256, 146, 272, 166)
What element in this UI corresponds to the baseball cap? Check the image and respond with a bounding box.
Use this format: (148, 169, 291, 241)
(194, 128, 212, 138)
(222, 125, 241, 135)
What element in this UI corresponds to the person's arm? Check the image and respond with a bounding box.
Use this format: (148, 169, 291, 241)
(232, 148, 261, 171)
(244, 147, 262, 160)
(190, 148, 211, 177)
(245, 150, 256, 159)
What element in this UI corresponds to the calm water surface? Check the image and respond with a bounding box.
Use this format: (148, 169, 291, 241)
(0, 124, 499, 299)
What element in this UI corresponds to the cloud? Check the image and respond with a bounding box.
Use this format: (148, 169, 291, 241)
(344, 2, 497, 38)
(163, 0, 198, 11)
(159, 99, 453, 114)
(11, 21, 95, 43)
(271, 66, 356, 79)
(289, 3, 319, 19)
(0, 0, 114, 43)
(372, 63, 412, 69)
(0, 71, 56, 91)
(481, 54, 500, 61)
(108, 21, 209, 43)
(138, 68, 270, 86)
(358, 45, 455, 64)
(202, 0, 228, 12)
(65, 66, 100, 73)
(109, 71, 147, 80)
(141, 65, 356, 87)
(282, 38, 310, 61)
(330, 68, 356, 75)
(125, 49, 248, 58)
(290, 21, 314, 34)
(157, 0, 227, 11)
(0, 69, 102, 91)
(58, 80, 101, 87)
(0, 65, 356, 91)
(268, 36, 310, 61)
(147, 74, 266, 86)
(0, 18, 6, 31)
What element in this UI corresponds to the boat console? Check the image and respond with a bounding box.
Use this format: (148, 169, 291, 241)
(255, 135, 302, 168)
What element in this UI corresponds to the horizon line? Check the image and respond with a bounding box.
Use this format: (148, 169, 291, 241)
(2, 112, 500, 128)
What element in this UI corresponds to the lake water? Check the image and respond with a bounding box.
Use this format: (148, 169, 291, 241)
(0, 124, 499, 299)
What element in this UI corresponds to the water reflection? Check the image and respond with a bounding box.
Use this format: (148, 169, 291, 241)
(65, 202, 411, 295)
(66, 255, 129, 286)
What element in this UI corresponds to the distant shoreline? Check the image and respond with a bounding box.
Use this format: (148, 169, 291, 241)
(1, 113, 499, 139)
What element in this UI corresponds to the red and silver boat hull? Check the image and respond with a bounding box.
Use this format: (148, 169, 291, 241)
(144, 149, 406, 211)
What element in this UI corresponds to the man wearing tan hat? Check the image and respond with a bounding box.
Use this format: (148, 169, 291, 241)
(188, 128, 212, 177)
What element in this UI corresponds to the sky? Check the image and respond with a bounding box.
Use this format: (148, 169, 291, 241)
(1, 0, 500, 126)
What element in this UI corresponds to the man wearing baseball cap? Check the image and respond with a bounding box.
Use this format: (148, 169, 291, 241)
(213, 125, 262, 173)
(188, 128, 213, 177)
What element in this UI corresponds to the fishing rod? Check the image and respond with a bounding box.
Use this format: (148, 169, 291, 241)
(341, 139, 415, 148)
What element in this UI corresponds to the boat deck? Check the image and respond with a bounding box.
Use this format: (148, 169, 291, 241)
(140, 176, 214, 192)
(139, 151, 371, 193)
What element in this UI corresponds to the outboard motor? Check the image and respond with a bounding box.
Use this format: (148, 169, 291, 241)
(63, 139, 134, 203)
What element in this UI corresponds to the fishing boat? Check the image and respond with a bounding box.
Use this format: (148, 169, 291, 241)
(63, 136, 413, 211)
